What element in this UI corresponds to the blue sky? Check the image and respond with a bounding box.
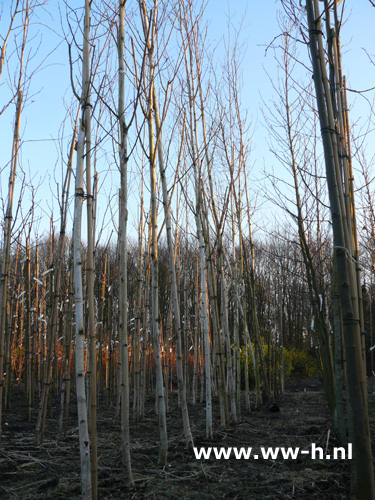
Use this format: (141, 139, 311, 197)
(0, 0, 374, 244)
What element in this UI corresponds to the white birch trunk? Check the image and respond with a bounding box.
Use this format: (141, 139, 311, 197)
(72, 1, 92, 497)
(73, 124, 92, 499)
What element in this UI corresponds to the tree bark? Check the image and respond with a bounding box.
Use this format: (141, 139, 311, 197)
(306, 2, 375, 497)
(118, 0, 133, 484)
(72, 1, 92, 497)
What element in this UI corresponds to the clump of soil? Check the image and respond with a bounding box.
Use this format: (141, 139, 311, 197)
(0, 382, 367, 499)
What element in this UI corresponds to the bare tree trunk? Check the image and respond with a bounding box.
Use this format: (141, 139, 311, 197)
(148, 93, 168, 463)
(139, 0, 168, 464)
(36, 110, 77, 444)
(0, 89, 23, 439)
(188, 97, 213, 437)
(24, 231, 32, 422)
(118, 0, 133, 484)
(243, 171, 265, 407)
(85, 41, 98, 500)
(72, 1, 92, 497)
(140, 218, 152, 420)
(134, 175, 144, 420)
(306, 2, 374, 497)
(0, 0, 30, 438)
(59, 258, 73, 438)
(151, 80, 194, 448)
(179, 11, 214, 435)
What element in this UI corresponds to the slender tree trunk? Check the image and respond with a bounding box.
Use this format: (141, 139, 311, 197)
(84, 43, 98, 500)
(72, 1, 92, 497)
(118, 0, 133, 484)
(134, 177, 144, 420)
(36, 113, 78, 445)
(0, 2, 29, 433)
(0, 89, 23, 439)
(306, 2, 374, 497)
(148, 98, 168, 464)
(24, 232, 32, 422)
(152, 83, 194, 448)
(139, 0, 168, 464)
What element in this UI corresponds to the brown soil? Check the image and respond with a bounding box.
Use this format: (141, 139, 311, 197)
(0, 381, 372, 500)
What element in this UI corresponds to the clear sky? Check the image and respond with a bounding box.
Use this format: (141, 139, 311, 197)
(0, 0, 374, 244)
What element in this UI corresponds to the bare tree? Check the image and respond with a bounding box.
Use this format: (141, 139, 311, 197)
(263, 25, 336, 412)
(139, 0, 168, 463)
(179, 2, 214, 436)
(118, 0, 134, 484)
(142, 0, 194, 448)
(0, 0, 30, 440)
(72, 1, 92, 497)
(303, 1, 374, 497)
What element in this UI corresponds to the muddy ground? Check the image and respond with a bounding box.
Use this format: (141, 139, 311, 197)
(1, 380, 373, 499)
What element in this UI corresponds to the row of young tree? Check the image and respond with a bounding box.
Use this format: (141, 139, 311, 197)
(1, 0, 375, 499)
(0, 230, 322, 412)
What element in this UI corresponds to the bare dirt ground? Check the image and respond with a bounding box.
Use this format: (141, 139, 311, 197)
(1, 381, 372, 499)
